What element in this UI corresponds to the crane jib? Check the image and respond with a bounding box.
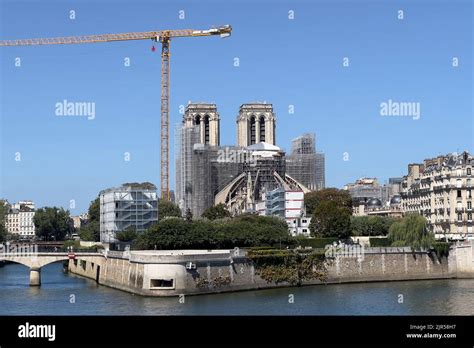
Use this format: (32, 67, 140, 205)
(0, 25, 232, 200)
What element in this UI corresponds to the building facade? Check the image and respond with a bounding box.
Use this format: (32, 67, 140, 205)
(183, 103, 220, 146)
(99, 183, 158, 243)
(176, 102, 323, 218)
(5, 201, 36, 239)
(255, 188, 309, 236)
(236, 103, 276, 147)
(400, 151, 473, 240)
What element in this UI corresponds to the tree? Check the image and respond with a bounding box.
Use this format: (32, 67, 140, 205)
(34, 207, 74, 241)
(77, 198, 100, 241)
(116, 227, 138, 242)
(309, 201, 352, 239)
(351, 216, 396, 236)
(132, 214, 292, 250)
(133, 218, 190, 250)
(0, 200, 7, 243)
(0, 224, 6, 243)
(88, 197, 100, 222)
(304, 188, 352, 215)
(388, 214, 435, 250)
(78, 221, 100, 242)
(202, 203, 231, 220)
(158, 199, 182, 220)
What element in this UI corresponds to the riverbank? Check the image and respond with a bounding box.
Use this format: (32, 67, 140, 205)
(67, 242, 474, 297)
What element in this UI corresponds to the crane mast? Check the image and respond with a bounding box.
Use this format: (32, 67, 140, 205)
(0, 25, 232, 201)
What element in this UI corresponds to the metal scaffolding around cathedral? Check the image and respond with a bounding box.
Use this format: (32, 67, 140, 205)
(175, 102, 326, 218)
(286, 134, 325, 191)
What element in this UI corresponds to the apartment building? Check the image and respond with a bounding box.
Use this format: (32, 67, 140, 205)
(400, 151, 473, 240)
(5, 201, 36, 239)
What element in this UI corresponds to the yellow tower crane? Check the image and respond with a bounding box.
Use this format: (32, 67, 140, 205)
(0, 25, 232, 200)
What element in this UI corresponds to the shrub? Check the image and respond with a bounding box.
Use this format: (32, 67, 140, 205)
(369, 237, 391, 247)
(294, 237, 339, 249)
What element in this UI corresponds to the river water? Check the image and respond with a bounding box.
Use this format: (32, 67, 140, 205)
(1, 263, 473, 315)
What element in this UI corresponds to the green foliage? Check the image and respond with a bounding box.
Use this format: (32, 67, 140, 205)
(116, 227, 138, 242)
(76, 198, 101, 242)
(432, 242, 450, 259)
(34, 207, 73, 241)
(0, 200, 7, 243)
(158, 200, 182, 220)
(0, 224, 6, 243)
(133, 214, 292, 250)
(294, 237, 339, 248)
(305, 188, 352, 215)
(309, 201, 352, 239)
(351, 216, 396, 236)
(62, 240, 81, 250)
(369, 237, 391, 247)
(78, 221, 100, 242)
(247, 249, 328, 285)
(217, 215, 292, 249)
(202, 203, 231, 220)
(88, 197, 100, 223)
(388, 214, 435, 250)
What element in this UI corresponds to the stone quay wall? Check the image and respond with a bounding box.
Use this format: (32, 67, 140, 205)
(68, 243, 474, 297)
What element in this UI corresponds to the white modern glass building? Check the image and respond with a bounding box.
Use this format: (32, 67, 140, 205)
(99, 183, 158, 243)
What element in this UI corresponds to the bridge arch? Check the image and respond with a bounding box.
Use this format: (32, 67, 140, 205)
(1, 253, 104, 286)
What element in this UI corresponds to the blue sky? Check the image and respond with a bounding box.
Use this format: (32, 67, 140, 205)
(1, 0, 472, 213)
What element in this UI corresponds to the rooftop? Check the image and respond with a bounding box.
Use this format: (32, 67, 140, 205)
(247, 142, 281, 151)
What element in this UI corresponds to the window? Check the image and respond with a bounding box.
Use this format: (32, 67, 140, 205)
(458, 213, 463, 222)
(468, 168, 472, 176)
(259, 116, 265, 142)
(249, 116, 256, 145)
(468, 213, 472, 221)
(302, 219, 307, 223)
(468, 190, 472, 199)
(204, 115, 210, 144)
(457, 190, 462, 198)
(468, 202, 472, 210)
(150, 279, 174, 289)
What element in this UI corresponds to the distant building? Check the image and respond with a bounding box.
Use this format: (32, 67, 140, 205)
(400, 151, 473, 240)
(345, 177, 405, 217)
(71, 213, 89, 230)
(99, 183, 158, 243)
(255, 187, 309, 236)
(5, 200, 36, 239)
(287, 216, 312, 237)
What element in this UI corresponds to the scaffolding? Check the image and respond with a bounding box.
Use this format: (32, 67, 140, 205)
(286, 133, 325, 191)
(175, 123, 244, 217)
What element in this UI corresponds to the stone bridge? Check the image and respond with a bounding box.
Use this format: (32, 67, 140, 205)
(0, 252, 104, 286)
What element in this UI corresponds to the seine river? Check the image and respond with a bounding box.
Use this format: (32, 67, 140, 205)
(1, 263, 473, 315)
